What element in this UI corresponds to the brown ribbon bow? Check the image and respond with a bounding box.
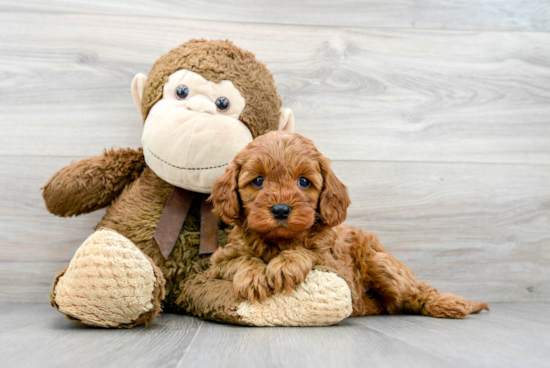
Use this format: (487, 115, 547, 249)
(154, 187, 219, 259)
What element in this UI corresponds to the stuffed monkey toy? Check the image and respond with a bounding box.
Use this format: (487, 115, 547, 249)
(43, 39, 352, 328)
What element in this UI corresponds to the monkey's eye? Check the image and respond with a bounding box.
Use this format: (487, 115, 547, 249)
(251, 176, 264, 189)
(298, 177, 311, 189)
(175, 85, 189, 100)
(216, 97, 230, 111)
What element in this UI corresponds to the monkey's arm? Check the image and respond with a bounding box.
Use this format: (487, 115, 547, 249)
(179, 266, 353, 327)
(42, 147, 145, 217)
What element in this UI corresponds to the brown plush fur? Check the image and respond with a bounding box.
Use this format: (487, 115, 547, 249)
(141, 39, 282, 138)
(42, 40, 283, 326)
(42, 147, 146, 217)
(209, 132, 489, 318)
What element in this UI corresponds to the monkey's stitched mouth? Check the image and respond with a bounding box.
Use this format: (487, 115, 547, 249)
(147, 148, 229, 171)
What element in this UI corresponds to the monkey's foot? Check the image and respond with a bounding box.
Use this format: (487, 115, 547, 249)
(236, 269, 352, 326)
(51, 229, 165, 328)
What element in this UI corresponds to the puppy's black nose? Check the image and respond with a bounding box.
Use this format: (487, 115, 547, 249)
(271, 204, 292, 220)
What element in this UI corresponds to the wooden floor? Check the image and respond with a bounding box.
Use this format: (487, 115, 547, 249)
(0, 302, 548, 368)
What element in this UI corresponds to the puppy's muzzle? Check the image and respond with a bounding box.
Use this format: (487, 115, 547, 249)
(270, 204, 292, 221)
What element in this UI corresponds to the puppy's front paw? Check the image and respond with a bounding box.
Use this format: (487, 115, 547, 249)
(233, 267, 271, 304)
(266, 252, 313, 294)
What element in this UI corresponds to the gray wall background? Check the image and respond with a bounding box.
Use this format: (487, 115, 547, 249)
(0, 0, 549, 302)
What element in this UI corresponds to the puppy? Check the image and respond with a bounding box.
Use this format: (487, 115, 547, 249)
(208, 131, 488, 318)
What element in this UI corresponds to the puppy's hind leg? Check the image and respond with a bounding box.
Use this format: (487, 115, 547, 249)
(351, 230, 488, 319)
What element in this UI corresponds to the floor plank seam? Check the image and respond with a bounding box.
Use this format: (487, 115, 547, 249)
(3, 154, 550, 168)
(1, 8, 550, 35)
(352, 318, 453, 363)
(175, 319, 204, 368)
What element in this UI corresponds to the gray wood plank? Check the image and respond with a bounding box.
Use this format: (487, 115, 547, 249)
(0, 155, 105, 263)
(339, 160, 550, 304)
(178, 303, 550, 368)
(1, 302, 548, 368)
(1, 6, 549, 306)
(179, 317, 450, 368)
(485, 301, 550, 325)
(0, 13, 549, 164)
(351, 303, 550, 367)
(1, 155, 548, 302)
(0, 302, 202, 368)
(0, 262, 66, 302)
(1, 0, 549, 31)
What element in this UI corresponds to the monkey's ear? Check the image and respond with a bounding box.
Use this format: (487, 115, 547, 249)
(131, 73, 148, 113)
(278, 108, 294, 133)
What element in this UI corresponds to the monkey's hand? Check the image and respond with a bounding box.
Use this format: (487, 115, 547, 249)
(266, 249, 314, 294)
(42, 147, 145, 217)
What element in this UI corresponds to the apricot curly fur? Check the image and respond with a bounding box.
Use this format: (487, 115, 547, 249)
(209, 131, 489, 318)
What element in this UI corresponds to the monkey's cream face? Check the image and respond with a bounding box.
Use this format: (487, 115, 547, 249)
(141, 70, 252, 193)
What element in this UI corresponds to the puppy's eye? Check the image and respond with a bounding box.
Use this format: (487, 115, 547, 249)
(251, 176, 264, 189)
(298, 177, 311, 189)
(175, 85, 189, 99)
(216, 97, 230, 111)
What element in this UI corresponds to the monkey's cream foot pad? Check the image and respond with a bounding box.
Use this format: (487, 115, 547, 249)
(237, 269, 352, 326)
(52, 229, 158, 328)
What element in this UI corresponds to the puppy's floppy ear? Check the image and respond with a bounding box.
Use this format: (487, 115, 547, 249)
(318, 157, 351, 227)
(209, 161, 241, 225)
